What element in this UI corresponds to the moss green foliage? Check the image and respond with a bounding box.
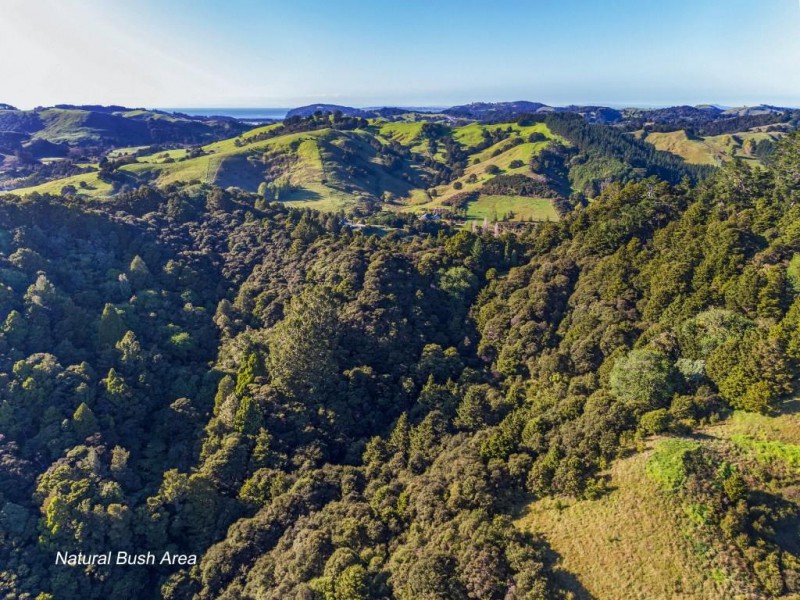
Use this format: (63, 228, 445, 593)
(645, 439, 699, 491)
(730, 434, 800, 469)
(610, 348, 678, 413)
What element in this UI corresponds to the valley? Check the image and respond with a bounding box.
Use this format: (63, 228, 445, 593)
(1, 109, 800, 599)
(5, 102, 754, 229)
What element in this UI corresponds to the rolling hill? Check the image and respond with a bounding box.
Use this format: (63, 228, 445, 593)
(2, 119, 800, 600)
(0, 105, 247, 149)
(286, 104, 371, 118)
(442, 101, 800, 131)
(10, 110, 714, 228)
(6, 101, 798, 217)
(0, 105, 250, 191)
(645, 129, 784, 167)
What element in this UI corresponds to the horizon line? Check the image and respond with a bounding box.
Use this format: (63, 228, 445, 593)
(6, 100, 800, 112)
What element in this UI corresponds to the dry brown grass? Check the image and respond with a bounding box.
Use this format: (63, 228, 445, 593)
(515, 441, 733, 599)
(515, 403, 800, 599)
(646, 131, 721, 166)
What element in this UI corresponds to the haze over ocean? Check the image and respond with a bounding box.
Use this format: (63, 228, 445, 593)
(164, 108, 293, 120)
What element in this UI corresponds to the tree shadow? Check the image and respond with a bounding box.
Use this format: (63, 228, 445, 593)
(511, 494, 597, 599)
(750, 489, 800, 556)
(778, 397, 800, 415)
(684, 430, 719, 442)
(539, 540, 597, 600)
(284, 187, 322, 201)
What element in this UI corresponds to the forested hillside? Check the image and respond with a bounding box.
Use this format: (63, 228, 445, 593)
(0, 133, 800, 599)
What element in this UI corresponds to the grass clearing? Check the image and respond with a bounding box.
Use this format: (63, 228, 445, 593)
(107, 145, 150, 158)
(406, 188, 431, 206)
(646, 131, 721, 166)
(377, 121, 426, 146)
(283, 192, 357, 212)
(516, 440, 731, 599)
(515, 404, 799, 599)
(710, 403, 800, 446)
(204, 123, 282, 154)
(465, 195, 557, 224)
(788, 253, 800, 291)
(419, 136, 553, 207)
(12, 172, 115, 198)
(713, 403, 800, 470)
(453, 122, 554, 149)
(646, 130, 784, 167)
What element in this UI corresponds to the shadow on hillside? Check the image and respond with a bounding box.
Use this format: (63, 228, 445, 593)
(779, 398, 800, 415)
(284, 187, 323, 201)
(214, 155, 266, 192)
(511, 495, 597, 599)
(752, 489, 800, 555)
(683, 430, 718, 442)
(541, 544, 597, 600)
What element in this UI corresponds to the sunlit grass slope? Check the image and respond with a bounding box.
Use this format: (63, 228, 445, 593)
(516, 403, 800, 600)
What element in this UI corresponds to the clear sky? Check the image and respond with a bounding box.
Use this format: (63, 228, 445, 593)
(2, 0, 800, 109)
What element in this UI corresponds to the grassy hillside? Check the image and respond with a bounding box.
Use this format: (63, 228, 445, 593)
(399, 122, 564, 223)
(0, 106, 250, 192)
(13, 113, 718, 224)
(645, 131, 721, 166)
(453, 122, 555, 149)
(518, 443, 727, 599)
(17, 128, 339, 198)
(465, 195, 557, 224)
(377, 121, 427, 146)
(516, 403, 800, 599)
(16, 119, 565, 220)
(0, 106, 246, 148)
(646, 129, 784, 167)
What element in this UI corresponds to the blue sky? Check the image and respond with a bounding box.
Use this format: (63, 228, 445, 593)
(2, 0, 799, 108)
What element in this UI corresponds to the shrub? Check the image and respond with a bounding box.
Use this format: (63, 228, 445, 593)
(609, 348, 679, 413)
(639, 408, 670, 435)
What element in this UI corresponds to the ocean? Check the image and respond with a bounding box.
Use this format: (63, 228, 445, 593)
(161, 106, 446, 121)
(164, 107, 290, 121)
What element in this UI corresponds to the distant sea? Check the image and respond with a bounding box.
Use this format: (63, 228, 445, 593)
(161, 106, 446, 121)
(164, 107, 290, 121)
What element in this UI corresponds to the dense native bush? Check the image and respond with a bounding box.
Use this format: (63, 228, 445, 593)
(1, 134, 800, 599)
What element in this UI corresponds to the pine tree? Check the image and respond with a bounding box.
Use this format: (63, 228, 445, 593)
(73, 402, 99, 438)
(97, 303, 126, 348)
(233, 396, 262, 435)
(128, 255, 152, 288)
